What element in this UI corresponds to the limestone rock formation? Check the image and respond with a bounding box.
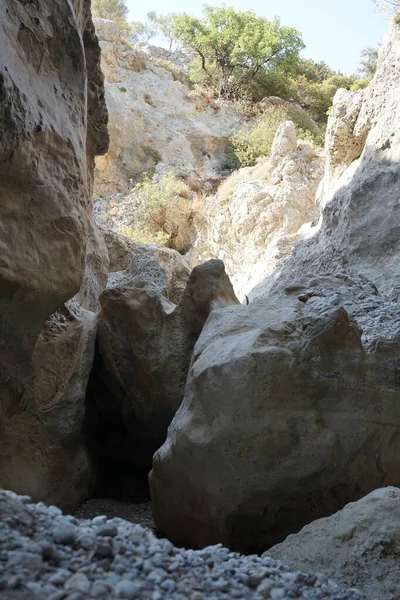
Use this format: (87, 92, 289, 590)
(149, 22, 400, 552)
(93, 19, 244, 196)
(188, 121, 324, 297)
(271, 24, 400, 299)
(150, 274, 400, 552)
(101, 228, 191, 303)
(0, 0, 109, 510)
(265, 487, 400, 600)
(87, 254, 239, 487)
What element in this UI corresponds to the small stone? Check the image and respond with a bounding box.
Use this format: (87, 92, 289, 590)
(48, 505, 63, 518)
(64, 573, 90, 593)
(90, 581, 113, 596)
(95, 524, 118, 537)
(190, 593, 204, 600)
(47, 592, 68, 600)
(270, 588, 286, 599)
(115, 580, 142, 599)
(114, 563, 126, 575)
(7, 575, 22, 589)
(49, 570, 72, 586)
(92, 515, 107, 526)
(52, 524, 76, 546)
(19, 495, 32, 504)
(78, 535, 95, 550)
(160, 579, 177, 593)
(41, 541, 61, 564)
(7, 551, 43, 570)
(94, 538, 114, 557)
(257, 579, 274, 598)
(247, 567, 269, 589)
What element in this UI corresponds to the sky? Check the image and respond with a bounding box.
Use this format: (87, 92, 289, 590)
(126, 0, 389, 75)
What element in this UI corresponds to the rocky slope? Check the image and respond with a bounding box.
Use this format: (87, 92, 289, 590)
(0, 489, 365, 600)
(188, 121, 324, 298)
(149, 20, 400, 556)
(93, 19, 244, 196)
(0, 0, 109, 511)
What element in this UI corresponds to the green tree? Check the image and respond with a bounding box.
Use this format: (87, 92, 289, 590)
(173, 6, 304, 99)
(130, 11, 160, 43)
(154, 13, 181, 50)
(91, 0, 131, 35)
(357, 46, 379, 78)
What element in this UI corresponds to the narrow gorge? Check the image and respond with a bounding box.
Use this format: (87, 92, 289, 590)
(1, 2, 400, 599)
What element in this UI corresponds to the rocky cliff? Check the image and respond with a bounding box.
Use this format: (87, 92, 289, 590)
(0, 0, 109, 510)
(150, 20, 400, 553)
(93, 19, 244, 197)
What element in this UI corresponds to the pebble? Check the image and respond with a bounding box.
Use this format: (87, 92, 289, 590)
(115, 580, 142, 598)
(96, 523, 118, 537)
(52, 524, 77, 546)
(64, 572, 91, 593)
(92, 515, 107, 526)
(0, 490, 365, 600)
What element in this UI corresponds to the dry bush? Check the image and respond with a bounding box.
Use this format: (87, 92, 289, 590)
(121, 171, 199, 253)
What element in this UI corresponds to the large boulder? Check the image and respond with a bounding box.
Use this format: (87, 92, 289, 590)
(150, 21, 400, 551)
(150, 275, 400, 552)
(0, 0, 109, 510)
(188, 121, 324, 298)
(86, 249, 239, 493)
(265, 487, 400, 600)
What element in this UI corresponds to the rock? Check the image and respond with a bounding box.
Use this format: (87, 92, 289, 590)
(87, 259, 239, 477)
(265, 487, 400, 600)
(271, 21, 400, 300)
(0, 0, 109, 510)
(188, 122, 324, 298)
(101, 228, 191, 303)
(150, 22, 400, 554)
(52, 524, 77, 546)
(150, 275, 400, 552)
(269, 121, 297, 166)
(92, 19, 244, 197)
(0, 489, 365, 600)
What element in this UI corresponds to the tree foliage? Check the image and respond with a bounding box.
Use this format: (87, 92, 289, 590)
(172, 6, 304, 99)
(130, 11, 159, 44)
(357, 46, 379, 78)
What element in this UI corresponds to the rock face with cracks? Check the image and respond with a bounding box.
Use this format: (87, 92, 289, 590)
(87, 257, 239, 480)
(188, 121, 324, 298)
(150, 22, 400, 554)
(265, 487, 400, 600)
(93, 18, 244, 196)
(0, 0, 109, 510)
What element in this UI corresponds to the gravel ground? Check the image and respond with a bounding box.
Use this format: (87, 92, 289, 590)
(0, 490, 365, 600)
(74, 498, 155, 530)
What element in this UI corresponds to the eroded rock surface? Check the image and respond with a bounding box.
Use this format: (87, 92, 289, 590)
(93, 19, 244, 196)
(150, 21, 400, 555)
(0, 0, 108, 510)
(189, 122, 324, 297)
(265, 487, 400, 600)
(87, 251, 239, 488)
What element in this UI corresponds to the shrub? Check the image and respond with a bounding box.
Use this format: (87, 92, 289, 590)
(119, 171, 195, 252)
(231, 105, 324, 167)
